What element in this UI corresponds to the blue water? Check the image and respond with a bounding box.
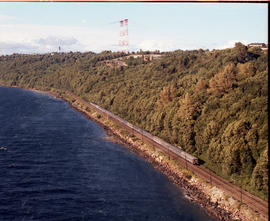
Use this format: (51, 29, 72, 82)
(0, 86, 216, 221)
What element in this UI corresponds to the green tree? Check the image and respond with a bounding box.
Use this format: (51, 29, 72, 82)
(251, 146, 268, 195)
(234, 42, 249, 63)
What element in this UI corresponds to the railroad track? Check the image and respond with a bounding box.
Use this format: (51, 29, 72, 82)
(143, 136, 268, 217)
(65, 91, 268, 218)
(146, 138, 268, 217)
(194, 165, 268, 217)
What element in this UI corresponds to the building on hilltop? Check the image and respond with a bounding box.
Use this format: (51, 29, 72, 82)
(247, 43, 267, 48)
(99, 59, 127, 68)
(143, 54, 162, 61)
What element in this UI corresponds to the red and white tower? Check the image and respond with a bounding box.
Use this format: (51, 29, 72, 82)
(119, 19, 129, 54)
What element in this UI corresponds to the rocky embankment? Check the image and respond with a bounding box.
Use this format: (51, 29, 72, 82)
(62, 94, 266, 221)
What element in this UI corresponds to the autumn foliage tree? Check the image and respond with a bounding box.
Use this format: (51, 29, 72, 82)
(207, 63, 236, 95)
(236, 62, 256, 80)
(157, 85, 177, 107)
(195, 79, 207, 93)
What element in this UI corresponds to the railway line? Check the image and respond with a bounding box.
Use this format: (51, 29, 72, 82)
(64, 91, 268, 218)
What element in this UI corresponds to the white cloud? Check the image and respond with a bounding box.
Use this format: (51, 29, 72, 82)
(0, 23, 119, 55)
(132, 38, 184, 52)
(0, 14, 17, 22)
(1, 22, 244, 55)
(0, 22, 204, 55)
(36, 36, 78, 47)
(0, 42, 38, 55)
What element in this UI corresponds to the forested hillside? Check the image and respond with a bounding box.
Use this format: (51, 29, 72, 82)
(0, 43, 268, 200)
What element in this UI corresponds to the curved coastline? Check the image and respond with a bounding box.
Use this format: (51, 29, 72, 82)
(0, 84, 267, 221)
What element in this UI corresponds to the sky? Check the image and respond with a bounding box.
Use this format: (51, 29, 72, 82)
(0, 3, 268, 55)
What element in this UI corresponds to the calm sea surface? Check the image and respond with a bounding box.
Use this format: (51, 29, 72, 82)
(0, 86, 216, 221)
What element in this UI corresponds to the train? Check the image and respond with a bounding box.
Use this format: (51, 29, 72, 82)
(87, 101, 199, 165)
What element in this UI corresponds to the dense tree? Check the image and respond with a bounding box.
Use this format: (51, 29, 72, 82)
(157, 86, 177, 107)
(251, 146, 268, 195)
(195, 79, 207, 93)
(234, 42, 249, 63)
(207, 63, 236, 95)
(236, 62, 256, 80)
(0, 45, 267, 200)
(178, 93, 196, 121)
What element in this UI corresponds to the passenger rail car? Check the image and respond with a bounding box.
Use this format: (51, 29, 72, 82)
(89, 102, 199, 165)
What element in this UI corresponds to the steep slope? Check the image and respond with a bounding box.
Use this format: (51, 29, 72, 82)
(0, 44, 268, 200)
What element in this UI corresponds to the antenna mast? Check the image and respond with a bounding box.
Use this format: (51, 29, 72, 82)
(119, 19, 129, 54)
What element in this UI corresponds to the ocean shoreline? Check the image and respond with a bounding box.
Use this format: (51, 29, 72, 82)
(0, 84, 267, 221)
